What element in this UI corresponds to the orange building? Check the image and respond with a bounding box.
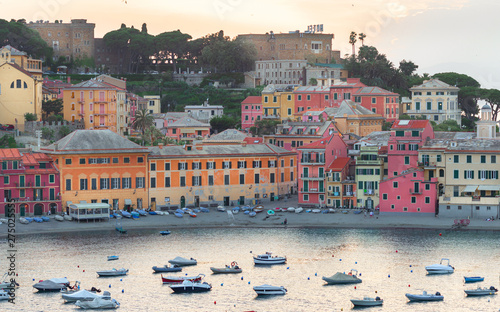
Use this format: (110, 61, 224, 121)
(62, 79, 118, 132)
(41, 130, 149, 211)
(148, 142, 296, 209)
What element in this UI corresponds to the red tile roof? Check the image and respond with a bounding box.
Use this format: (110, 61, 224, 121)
(241, 96, 262, 104)
(0, 148, 22, 160)
(391, 119, 429, 129)
(328, 157, 350, 170)
(244, 137, 263, 144)
(299, 138, 328, 149)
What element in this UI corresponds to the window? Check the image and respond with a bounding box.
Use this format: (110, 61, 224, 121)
(255, 173, 260, 184)
(437, 155, 442, 162)
(238, 161, 246, 168)
(164, 162, 170, 170)
(404, 156, 410, 165)
(239, 174, 245, 185)
(151, 163, 156, 171)
(137, 157, 144, 163)
(80, 178, 88, 190)
(297, 95, 302, 101)
(124, 157, 130, 164)
(303, 194, 309, 201)
(207, 161, 215, 170)
(395, 130, 404, 137)
(264, 96, 268, 103)
(208, 175, 214, 186)
(411, 197, 416, 203)
(344, 93, 351, 100)
(393, 181, 398, 188)
(466, 155, 472, 163)
(49, 174, 55, 183)
(382, 194, 388, 200)
(453, 155, 459, 163)
(178, 162, 187, 170)
(79, 158, 86, 165)
(136, 177, 145, 188)
(192, 162, 202, 170)
(224, 175, 230, 185)
(464, 170, 474, 179)
(481, 155, 486, 163)
(454, 170, 459, 179)
(122, 177, 131, 189)
(65, 158, 72, 165)
(192, 176, 201, 186)
(66, 179, 71, 191)
(270, 173, 275, 183)
(223, 161, 232, 169)
(371, 97, 376, 104)
(425, 197, 430, 204)
(307, 95, 311, 101)
(180, 176, 186, 187)
(91, 178, 97, 190)
(112, 157, 119, 164)
(253, 160, 262, 168)
(100, 178, 109, 189)
(164, 177, 170, 187)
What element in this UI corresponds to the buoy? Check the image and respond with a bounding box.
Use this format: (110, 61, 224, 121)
(214, 301, 216, 304)
(411, 270, 413, 273)
(354, 286, 356, 289)
(287, 267, 289, 269)
(77, 265, 79, 268)
(241, 277, 243, 280)
(359, 273, 362, 276)
(120, 279, 122, 281)
(33, 278, 35, 281)
(375, 291, 377, 293)
(248, 281, 250, 284)
(83, 270, 85, 272)
(121, 289, 124, 293)
(250, 251, 252, 253)
(332, 255, 334, 257)
(439, 233, 442, 236)
(388, 274, 390, 278)
(340, 259, 342, 261)
(409, 265, 412, 267)
(315, 273, 317, 276)
(307, 277, 310, 280)
(408, 284, 411, 287)
(221, 283, 223, 286)
(185, 273, 188, 276)
(396, 250, 398, 253)
(355, 262, 357, 264)
(109, 284, 111, 288)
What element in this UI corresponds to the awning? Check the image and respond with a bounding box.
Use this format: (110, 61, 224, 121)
(124, 199, 132, 206)
(180, 129, 195, 134)
(462, 185, 478, 192)
(66, 201, 73, 207)
(478, 185, 500, 191)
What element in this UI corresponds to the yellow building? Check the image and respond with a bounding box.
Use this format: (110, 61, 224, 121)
(96, 75, 129, 136)
(261, 85, 297, 121)
(143, 95, 161, 115)
(41, 130, 149, 211)
(1, 45, 43, 79)
(324, 100, 384, 137)
(0, 48, 43, 130)
(63, 79, 117, 132)
(148, 142, 296, 208)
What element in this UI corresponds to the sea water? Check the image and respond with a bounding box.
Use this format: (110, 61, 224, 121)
(1, 227, 500, 311)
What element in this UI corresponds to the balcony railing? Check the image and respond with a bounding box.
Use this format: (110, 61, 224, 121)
(410, 188, 422, 195)
(363, 189, 374, 195)
(300, 188, 325, 193)
(300, 174, 324, 180)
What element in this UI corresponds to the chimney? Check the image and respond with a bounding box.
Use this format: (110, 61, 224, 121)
(196, 145, 203, 150)
(158, 143, 163, 149)
(242, 142, 247, 147)
(54, 143, 58, 151)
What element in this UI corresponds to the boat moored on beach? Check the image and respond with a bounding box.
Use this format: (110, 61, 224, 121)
(406, 291, 444, 302)
(33, 277, 70, 292)
(425, 258, 454, 274)
(210, 262, 242, 274)
(169, 280, 212, 293)
(161, 274, 204, 284)
(253, 284, 287, 295)
(168, 256, 197, 266)
(351, 297, 383, 307)
(464, 286, 498, 296)
(322, 269, 362, 285)
(464, 276, 484, 283)
(253, 252, 286, 265)
(96, 268, 128, 277)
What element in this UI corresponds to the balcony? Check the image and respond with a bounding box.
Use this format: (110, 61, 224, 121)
(343, 191, 354, 196)
(410, 188, 422, 195)
(356, 159, 381, 165)
(328, 192, 340, 197)
(363, 189, 374, 195)
(418, 161, 437, 168)
(301, 188, 325, 193)
(301, 174, 325, 180)
(300, 159, 325, 165)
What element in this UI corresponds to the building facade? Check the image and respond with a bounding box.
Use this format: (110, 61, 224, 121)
(325, 157, 356, 208)
(185, 100, 224, 123)
(241, 96, 263, 130)
(355, 146, 384, 209)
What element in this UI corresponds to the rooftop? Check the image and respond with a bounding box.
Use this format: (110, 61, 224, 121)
(410, 78, 460, 91)
(205, 129, 249, 142)
(149, 143, 294, 157)
(241, 96, 262, 104)
(328, 156, 350, 170)
(391, 119, 429, 130)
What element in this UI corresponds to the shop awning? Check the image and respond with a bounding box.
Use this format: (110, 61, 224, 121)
(66, 201, 73, 207)
(462, 185, 478, 192)
(125, 199, 132, 206)
(478, 185, 500, 191)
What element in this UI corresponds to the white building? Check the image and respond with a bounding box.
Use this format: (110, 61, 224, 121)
(184, 100, 224, 123)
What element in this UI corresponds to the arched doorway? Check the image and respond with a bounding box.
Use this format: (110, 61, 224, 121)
(34, 203, 44, 216)
(366, 197, 373, 210)
(50, 203, 58, 215)
(180, 196, 185, 208)
(19, 204, 28, 217)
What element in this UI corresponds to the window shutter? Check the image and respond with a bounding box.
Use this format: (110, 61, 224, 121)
(178, 163, 181, 170)
(259, 161, 262, 168)
(471, 171, 474, 179)
(192, 176, 195, 186)
(206, 162, 210, 169)
(268, 160, 271, 167)
(244, 161, 247, 168)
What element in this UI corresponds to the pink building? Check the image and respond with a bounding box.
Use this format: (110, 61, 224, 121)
(43, 77, 72, 99)
(294, 86, 331, 118)
(297, 132, 348, 206)
(163, 116, 211, 141)
(0, 148, 61, 216)
(241, 96, 263, 130)
(301, 110, 327, 122)
(329, 78, 366, 106)
(354, 86, 400, 121)
(387, 119, 434, 178)
(379, 168, 438, 215)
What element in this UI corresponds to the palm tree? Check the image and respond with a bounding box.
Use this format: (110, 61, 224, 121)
(349, 31, 357, 56)
(132, 109, 154, 136)
(358, 33, 366, 46)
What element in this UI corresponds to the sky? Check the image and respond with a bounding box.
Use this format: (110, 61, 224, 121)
(3, 0, 500, 89)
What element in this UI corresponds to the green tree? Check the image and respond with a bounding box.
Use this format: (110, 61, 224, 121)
(156, 30, 192, 73)
(309, 78, 318, 86)
(24, 113, 37, 121)
(42, 98, 63, 120)
(252, 119, 280, 136)
(201, 37, 256, 73)
(132, 109, 154, 136)
(478, 88, 500, 122)
(58, 125, 71, 138)
(358, 33, 366, 46)
(399, 60, 418, 76)
(349, 31, 357, 56)
(210, 115, 237, 133)
(41, 127, 54, 140)
(433, 119, 461, 131)
(0, 19, 53, 61)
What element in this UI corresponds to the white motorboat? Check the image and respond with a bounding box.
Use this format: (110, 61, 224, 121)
(168, 256, 197, 266)
(295, 207, 303, 213)
(322, 269, 362, 285)
(169, 280, 212, 293)
(55, 215, 64, 222)
(351, 297, 383, 307)
(210, 261, 242, 274)
(63, 215, 73, 221)
(0, 289, 9, 300)
(253, 284, 287, 295)
(33, 277, 70, 291)
(425, 258, 454, 274)
(0, 273, 19, 289)
(253, 252, 286, 265)
(465, 286, 498, 296)
(405, 291, 444, 302)
(217, 205, 225, 212)
(19, 217, 29, 224)
(312, 209, 321, 213)
(96, 268, 128, 277)
(75, 297, 120, 309)
(287, 207, 295, 212)
(62, 290, 109, 303)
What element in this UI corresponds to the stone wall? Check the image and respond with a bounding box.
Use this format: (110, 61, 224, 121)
(24, 120, 85, 140)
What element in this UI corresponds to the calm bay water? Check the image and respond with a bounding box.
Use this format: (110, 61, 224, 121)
(2, 227, 500, 311)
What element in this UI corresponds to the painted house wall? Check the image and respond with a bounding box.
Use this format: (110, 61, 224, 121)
(241, 98, 263, 130)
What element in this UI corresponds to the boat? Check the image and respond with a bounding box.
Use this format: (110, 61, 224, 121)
(253, 252, 286, 265)
(131, 211, 139, 219)
(464, 286, 498, 296)
(287, 207, 295, 212)
(169, 280, 212, 293)
(322, 270, 362, 285)
(351, 297, 383, 307)
(121, 211, 131, 218)
(168, 256, 197, 266)
(217, 205, 225, 212)
(33, 277, 70, 291)
(232, 207, 240, 214)
(464, 276, 484, 283)
(210, 261, 242, 274)
(55, 215, 64, 222)
(0, 273, 19, 289)
(96, 268, 128, 277)
(41, 216, 50, 222)
(75, 297, 120, 309)
(295, 207, 303, 213)
(19, 217, 29, 224)
(0, 289, 9, 300)
(148, 211, 158, 215)
(253, 205, 264, 213)
(200, 207, 210, 213)
(253, 284, 287, 295)
(425, 258, 454, 274)
(312, 209, 321, 213)
(152, 264, 182, 273)
(281, 207, 287, 212)
(62, 289, 110, 303)
(115, 226, 127, 234)
(267, 210, 275, 215)
(174, 212, 183, 218)
(189, 211, 197, 218)
(249, 211, 256, 217)
(161, 274, 204, 284)
(137, 209, 147, 216)
(406, 291, 444, 302)
(63, 214, 73, 221)
(107, 256, 119, 261)
(160, 230, 171, 235)
(33, 217, 43, 222)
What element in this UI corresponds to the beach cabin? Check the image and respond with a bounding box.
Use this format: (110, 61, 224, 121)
(69, 203, 110, 222)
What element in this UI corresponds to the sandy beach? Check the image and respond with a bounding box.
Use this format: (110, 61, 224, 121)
(2, 196, 499, 238)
